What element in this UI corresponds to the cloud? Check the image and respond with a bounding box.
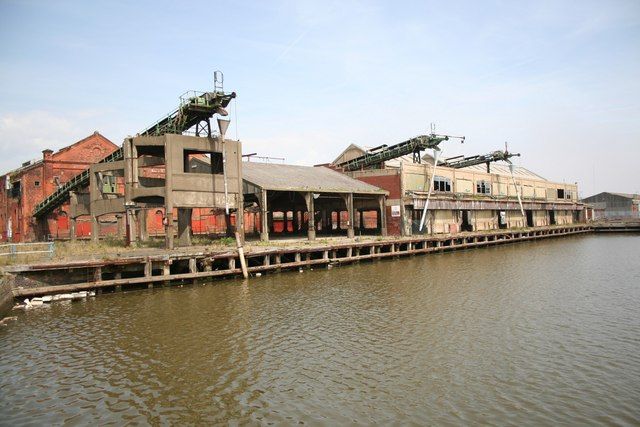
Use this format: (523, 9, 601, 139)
(0, 110, 113, 174)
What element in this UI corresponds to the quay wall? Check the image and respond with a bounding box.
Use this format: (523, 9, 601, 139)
(0, 275, 14, 317)
(3, 225, 595, 300)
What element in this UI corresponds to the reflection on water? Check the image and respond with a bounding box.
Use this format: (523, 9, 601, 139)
(1, 235, 639, 424)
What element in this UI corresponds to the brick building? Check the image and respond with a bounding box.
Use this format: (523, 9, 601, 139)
(0, 132, 118, 242)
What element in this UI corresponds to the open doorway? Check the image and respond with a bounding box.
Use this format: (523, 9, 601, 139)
(498, 211, 507, 229)
(526, 210, 534, 227)
(461, 210, 473, 232)
(549, 210, 556, 225)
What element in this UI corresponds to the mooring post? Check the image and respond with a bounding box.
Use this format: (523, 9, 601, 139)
(235, 232, 248, 279)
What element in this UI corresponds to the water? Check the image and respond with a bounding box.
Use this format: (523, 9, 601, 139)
(1, 235, 639, 425)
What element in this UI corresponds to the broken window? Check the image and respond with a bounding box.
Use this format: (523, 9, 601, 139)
(184, 150, 224, 174)
(10, 181, 20, 198)
(433, 176, 451, 192)
(476, 180, 491, 195)
(101, 175, 117, 194)
(565, 190, 572, 200)
(557, 189, 565, 199)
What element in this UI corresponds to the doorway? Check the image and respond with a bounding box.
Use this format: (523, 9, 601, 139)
(526, 210, 534, 227)
(461, 210, 473, 232)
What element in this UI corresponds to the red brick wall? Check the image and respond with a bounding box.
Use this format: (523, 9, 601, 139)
(355, 174, 401, 199)
(1, 132, 118, 242)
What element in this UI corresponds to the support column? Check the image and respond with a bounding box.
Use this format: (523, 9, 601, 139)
(116, 214, 125, 237)
(260, 188, 269, 242)
(359, 210, 364, 233)
(69, 217, 76, 241)
(344, 193, 355, 238)
(126, 208, 137, 246)
(138, 209, 148, 242)
(305, 192, 316, 241)
(378, 195, 387, 236)
(292, 210, 299, 234)
(177, 208, 192, 247)
(91, 215, 99, 242)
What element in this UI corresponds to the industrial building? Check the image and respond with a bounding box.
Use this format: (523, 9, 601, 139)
(1, 75, 590, 246)
(242, 162, 387, 241)
(0, 132, 118, 242)
(581, 192, 640, 220)
(331, 135, 583, 236)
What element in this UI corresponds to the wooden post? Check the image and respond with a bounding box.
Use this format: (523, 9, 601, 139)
(305, 192, 316, 241)
(260, 188, 269, 242)
(236, 232, 248, 279)
(346, 193, 355, 238)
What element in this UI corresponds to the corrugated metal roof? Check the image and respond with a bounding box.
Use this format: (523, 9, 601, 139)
(608, 192, 640, 200)
(243, 162, 386, 194)
(457, 163, 546, 180)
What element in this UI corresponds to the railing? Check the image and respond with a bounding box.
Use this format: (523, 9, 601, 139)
(0, 242, 55, 261)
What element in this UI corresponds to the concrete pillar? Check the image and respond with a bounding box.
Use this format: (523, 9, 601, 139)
(116, 214, 125, 237)
(344, 193, 355, 238)
(70, 217, 77, 241)
(260, 188, 269, 242)
(292, 210, 299, 234)
(378, 195, 387, 237)
(177, 208, 192, 247)
(91, 215, 99, 242)
(126, 209, 137, 246)
(305, 192, 316, 241)
(138, 209, 148, 242)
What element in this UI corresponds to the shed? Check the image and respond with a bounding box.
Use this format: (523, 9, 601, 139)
(242, 162, 388, 241)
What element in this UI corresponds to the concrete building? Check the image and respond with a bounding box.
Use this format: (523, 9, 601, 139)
(242, 162, 388, 241)
(332, 145, 583, 236)
(70, 134, 244, 248)
(0, 132, 118, 242)
(581, 192, 640, 220)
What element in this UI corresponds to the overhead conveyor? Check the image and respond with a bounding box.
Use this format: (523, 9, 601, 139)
(336, 133, 465, 172)
(33, 74, 236, 219)
(439, 149, 520, 172)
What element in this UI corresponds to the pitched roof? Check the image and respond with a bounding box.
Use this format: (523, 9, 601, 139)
(607, 192, 640, 200)
(243, 162, 387, 194)
(2, 131, 117, 177)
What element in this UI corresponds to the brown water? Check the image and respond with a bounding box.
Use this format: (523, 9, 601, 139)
(1, 235, 639, 425)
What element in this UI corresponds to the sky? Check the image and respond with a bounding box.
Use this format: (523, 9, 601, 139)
(0, 0, 638, 197)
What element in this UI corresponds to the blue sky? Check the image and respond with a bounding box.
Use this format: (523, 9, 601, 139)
(1, 0, 638, 196)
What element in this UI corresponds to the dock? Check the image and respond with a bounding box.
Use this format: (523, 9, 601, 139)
(3, 225, 595, 299)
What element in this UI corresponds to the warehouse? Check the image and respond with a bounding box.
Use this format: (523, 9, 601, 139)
(0, 132, 118, 242)
(331, 140, 583, 236)
(581, 192, 640, 220)
(242, 162, 388, 241)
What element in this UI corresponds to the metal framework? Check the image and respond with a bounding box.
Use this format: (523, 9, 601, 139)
(33, 77, 236, 218)
(439, 149, 520, 172)
(336, 133, 464, 172)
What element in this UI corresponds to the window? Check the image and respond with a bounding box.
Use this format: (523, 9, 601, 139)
(10, 181, 20, 198)
(34, 181, 40, 187)
(184, 150, 224, 174)
(557, 189, 565, 199)
(565, 191, 572, 200)
(433, 176, 451, 192)
(102, 175, 117, 194)
(476, 180, 491, 195)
